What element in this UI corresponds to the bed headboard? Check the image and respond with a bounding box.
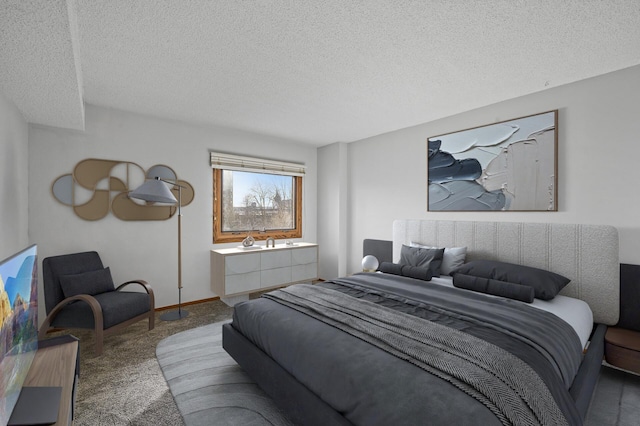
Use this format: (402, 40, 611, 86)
(392, 220, 619, 325)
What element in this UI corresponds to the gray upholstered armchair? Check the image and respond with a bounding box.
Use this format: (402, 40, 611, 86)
(39, 251, 155, 355)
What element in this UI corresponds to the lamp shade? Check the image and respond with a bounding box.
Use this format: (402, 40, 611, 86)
(362, 255, 379, 272)
(129, 178, 177, 204)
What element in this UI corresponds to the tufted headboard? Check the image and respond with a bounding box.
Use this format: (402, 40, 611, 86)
(392, 220, 619, 325)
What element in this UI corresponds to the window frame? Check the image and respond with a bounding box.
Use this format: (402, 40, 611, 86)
(212, 168, 303, 243)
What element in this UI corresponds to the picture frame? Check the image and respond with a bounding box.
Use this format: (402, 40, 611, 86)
(427, 110, 558, 211)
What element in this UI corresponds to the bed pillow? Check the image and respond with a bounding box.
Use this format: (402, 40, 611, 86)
(453, 273, 535, 303)
(401, 265, 433, 281)
(378, 261, 403, 276)
(60, 267, 115, 298)
(453, 260, 570, 300)
(378, 262, 433, 281)
(399, 245, 444, 277)
(410, 242, 467, 275)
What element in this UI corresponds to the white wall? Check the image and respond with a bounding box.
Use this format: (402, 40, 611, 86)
(28, 104, 317, 318)
(317, 142, 348, 279)
(334, 65, 640, 273)
(0, 93, 29, 260)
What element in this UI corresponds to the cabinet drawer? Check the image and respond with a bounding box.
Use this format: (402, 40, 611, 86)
(225, 253, 261, 275)
(292, 263, 318, 282)
(292, 247, 317, 265)
(261, 267, 291, 288)
(226, 271, 261, 294)
(261, 250, 291, 269)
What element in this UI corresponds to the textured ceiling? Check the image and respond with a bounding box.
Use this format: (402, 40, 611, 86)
(0, 0, 84, 129)
(1, 1, 639, 146)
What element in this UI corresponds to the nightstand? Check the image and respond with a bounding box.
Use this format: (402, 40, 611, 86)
(605, 327, 640, 374)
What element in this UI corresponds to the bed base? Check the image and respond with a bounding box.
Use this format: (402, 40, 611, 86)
(571, 323, 607, 419)
(223, 321, 605, 423)
(222, 323, 352, 426)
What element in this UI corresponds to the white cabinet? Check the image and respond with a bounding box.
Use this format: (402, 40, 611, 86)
(260, 250, 292, 288)
(291, 247, 318, 281)
(211, 243, 318, 300)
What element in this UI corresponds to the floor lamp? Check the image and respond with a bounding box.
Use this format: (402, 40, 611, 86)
(130, 177, 189, 321)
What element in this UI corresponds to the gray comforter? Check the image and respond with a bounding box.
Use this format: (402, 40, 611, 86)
(231, 273, 584, 425)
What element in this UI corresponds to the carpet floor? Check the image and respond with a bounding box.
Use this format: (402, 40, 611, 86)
(51, 299, 235, 425)
(52, 297, 640, 425)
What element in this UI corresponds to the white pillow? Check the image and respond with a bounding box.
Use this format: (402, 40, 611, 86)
(409, 242, 467, 275)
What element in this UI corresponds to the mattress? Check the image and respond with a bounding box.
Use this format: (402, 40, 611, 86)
(428, 275, 594, 349)
(232, 273, 586, 425)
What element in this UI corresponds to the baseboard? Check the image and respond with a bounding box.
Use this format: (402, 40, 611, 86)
(155, 296, 221, 312)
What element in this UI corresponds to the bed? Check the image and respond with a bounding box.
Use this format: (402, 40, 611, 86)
(222, 220, 619, 425)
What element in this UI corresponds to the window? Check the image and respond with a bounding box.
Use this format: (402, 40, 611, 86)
(211, 153, 304, 243)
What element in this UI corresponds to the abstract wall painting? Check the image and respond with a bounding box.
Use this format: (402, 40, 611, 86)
(427, 110, 558, 211)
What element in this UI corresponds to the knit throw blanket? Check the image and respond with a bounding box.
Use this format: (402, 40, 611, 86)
(264, 284, 569, 426)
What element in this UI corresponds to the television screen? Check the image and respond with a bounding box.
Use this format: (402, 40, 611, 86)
(0, 245, 38, 425)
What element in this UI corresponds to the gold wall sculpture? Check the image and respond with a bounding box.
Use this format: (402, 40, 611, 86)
(51, 159, 194, 221)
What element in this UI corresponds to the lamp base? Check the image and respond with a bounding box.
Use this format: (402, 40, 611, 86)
(160, 309, 189, 321)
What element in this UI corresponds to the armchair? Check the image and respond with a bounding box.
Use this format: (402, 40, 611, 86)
(39, 251, 155, 355)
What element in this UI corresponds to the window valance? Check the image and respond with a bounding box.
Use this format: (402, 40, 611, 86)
(209, 152, 305, 176)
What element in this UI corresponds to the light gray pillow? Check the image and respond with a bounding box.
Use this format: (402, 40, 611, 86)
(410, 242, 467, 275)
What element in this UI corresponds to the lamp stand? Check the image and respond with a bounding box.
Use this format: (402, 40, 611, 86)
(160, 184, 189, 321)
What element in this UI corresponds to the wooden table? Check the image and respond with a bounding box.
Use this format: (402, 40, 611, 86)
(18, 335, 79, 425)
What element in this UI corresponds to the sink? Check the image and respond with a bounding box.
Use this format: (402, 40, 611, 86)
(266, 243, 298, 248)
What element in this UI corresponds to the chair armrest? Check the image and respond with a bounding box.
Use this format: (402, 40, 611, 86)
(38, 294, 103, 339)
(116, 280, 155, 311)
(116, 280, 153, 296)
(116, 279, 152, 294)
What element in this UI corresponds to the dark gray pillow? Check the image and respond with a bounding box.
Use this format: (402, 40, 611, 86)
(378, 262, 403, 275)
(453, 260, 570, 300)
(401, 265, 432, 281)
(453, 273, 535, 303)
(399, 245, 445, 277)
(378, 262, 432, 282)
(60, 267, 115, 298)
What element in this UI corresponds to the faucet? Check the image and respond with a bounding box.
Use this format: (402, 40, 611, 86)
(266, 237, 275, 248)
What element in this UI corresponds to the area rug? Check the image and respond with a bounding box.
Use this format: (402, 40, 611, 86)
(156, 321, 294, 426)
